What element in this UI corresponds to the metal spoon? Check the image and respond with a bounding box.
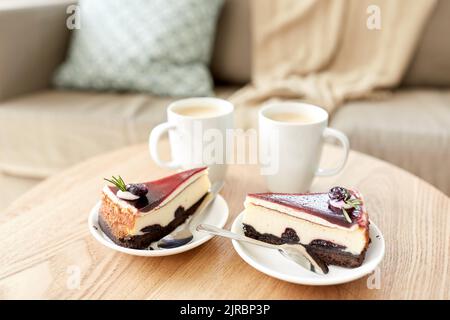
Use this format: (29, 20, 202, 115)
(196, 224, 329, 275)
(156, 181, 225, 249)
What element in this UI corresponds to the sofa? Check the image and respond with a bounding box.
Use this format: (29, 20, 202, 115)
(0, 0, 449, 210)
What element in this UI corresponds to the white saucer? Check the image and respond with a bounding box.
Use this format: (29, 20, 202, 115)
(231, 212, 385, 286)
(88, 195, 229, 257)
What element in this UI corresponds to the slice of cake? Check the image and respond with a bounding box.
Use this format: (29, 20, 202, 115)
(242, 187, 370, 268)
(99, 167, 210, 249)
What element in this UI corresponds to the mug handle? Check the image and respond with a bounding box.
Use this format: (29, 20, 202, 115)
(315, 128, 349, 177)
(149, 122, 181, 169)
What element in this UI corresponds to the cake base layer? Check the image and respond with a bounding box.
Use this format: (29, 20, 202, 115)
(100, 193, 208, 249)
(243, 224, 367, 268)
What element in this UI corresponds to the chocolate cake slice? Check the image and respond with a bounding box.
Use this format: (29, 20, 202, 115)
(242, 187, 370, 268)
(100, 167, 210, 249)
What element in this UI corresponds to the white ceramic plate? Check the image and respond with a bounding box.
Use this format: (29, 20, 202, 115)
(88, 195, 229, 256)
(231, 212, 385, 286)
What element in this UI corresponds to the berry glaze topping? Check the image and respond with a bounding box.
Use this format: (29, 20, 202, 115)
(249, 190, 368, 228)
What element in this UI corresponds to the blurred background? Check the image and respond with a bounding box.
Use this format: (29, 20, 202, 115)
(0, 0, 449, 211)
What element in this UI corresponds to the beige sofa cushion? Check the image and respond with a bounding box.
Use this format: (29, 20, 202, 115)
(0, 87, 238, 178)
(210, 0, 251, 84)
(402, 0, 450, 87)
(331, 90, 450, 194)
(0, 0, 74, 101)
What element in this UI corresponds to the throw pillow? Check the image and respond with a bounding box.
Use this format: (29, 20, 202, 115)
(53, 0, 224, 97)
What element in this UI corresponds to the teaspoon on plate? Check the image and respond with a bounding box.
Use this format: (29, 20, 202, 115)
(196, 224, 329, 275)
(155, 181, 225, 249)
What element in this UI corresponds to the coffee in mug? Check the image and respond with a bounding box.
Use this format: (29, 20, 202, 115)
(172, 105, 223, 118)
(149, 98, 234, 183)
(267, 112, 316, 124)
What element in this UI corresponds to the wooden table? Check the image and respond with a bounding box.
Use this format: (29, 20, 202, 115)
(0, 143, 449, 299)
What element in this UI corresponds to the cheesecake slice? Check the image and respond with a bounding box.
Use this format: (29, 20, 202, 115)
(99, 167, 210, 249)
(242, 187, 370, 268)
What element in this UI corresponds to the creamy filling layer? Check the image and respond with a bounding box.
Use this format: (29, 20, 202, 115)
(152, 168, 209, 212)
(242, 204, 367, 254)
(131, 174, 210, 235)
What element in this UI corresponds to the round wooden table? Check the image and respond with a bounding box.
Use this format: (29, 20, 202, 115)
(0, 143, 448, 299)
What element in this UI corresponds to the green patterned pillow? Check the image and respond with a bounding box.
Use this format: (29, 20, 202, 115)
(53, 0, 223, 97)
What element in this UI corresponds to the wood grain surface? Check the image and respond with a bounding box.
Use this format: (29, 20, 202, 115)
(0, 142, 449, 299)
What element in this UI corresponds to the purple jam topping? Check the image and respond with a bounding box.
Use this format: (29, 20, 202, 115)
(249, 193, 357, 227)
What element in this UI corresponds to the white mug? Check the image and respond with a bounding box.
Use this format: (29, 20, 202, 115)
(149, 97, 234, 183)
(259, 102, 349, 192)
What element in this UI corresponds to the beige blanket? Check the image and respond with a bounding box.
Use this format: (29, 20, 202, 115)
(230, 0, 437, 113)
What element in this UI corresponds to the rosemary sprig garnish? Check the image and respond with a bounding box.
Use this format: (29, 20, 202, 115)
(342, 198, 362, 223)
(345, 198, 362, 207)
(104, 176, 127, 192)
(342, 208, 352, 223)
